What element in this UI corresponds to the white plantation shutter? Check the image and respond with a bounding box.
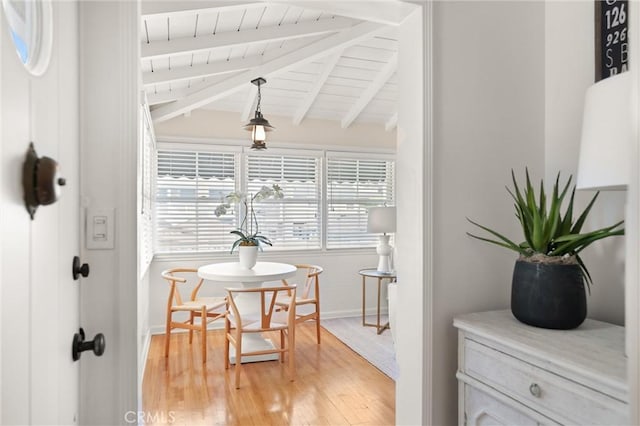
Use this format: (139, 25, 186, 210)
(326, 154, 395, 248)
(155, 149, 239, 253)
(246, 151, 321, 250)
(140, 106, 155, 271)
(152, 145, 394, 255)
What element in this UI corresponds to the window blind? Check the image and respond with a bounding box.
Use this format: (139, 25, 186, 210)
(155, 149, 238, 253)
(326, 156, 395, 248)
(139, 108, 155, 270)
(246, 152, 321, 250)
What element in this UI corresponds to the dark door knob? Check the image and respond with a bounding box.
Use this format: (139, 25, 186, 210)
(72, 328, 105, 361)
(72, 256, 90, 280)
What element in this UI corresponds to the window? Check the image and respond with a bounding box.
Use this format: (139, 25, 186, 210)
(326, 153, 395, 249)
(246, 151, 321, 250)
(155, 148, 238, 253)
(139, 105, 155, 271)
(154, 143, 394, 255)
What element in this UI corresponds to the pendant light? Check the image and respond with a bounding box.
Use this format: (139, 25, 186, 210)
(243, 77, 274, 150)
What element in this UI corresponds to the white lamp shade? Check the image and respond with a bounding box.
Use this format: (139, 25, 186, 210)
(577, 72, 631, 190)
(367, 206, 396, 234)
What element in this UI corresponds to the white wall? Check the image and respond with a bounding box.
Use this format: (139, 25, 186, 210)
(626, 1, 640, 420)
(154, 109, 396, 149)
(149, 251, 381, 333)
(79, 2, 139, 424)
(545, 1, 626, 325)
(430, 2, 546, 425)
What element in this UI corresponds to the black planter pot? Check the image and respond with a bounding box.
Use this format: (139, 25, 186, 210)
(511, 260, 587, 330)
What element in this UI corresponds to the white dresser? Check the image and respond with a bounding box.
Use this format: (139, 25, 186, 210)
(454, 310, 628, 425)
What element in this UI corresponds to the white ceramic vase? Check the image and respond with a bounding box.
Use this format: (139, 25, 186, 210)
(238, 245, 258, 269)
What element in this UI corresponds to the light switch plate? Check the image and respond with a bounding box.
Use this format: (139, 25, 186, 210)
(86, 208, 115, 249)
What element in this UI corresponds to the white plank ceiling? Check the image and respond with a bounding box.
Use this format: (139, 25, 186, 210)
(141, 1, 416, 130)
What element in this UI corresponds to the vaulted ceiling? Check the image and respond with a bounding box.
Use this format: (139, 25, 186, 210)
(141, 1, 417, 131)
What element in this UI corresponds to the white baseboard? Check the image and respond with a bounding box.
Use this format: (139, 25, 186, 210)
(148, 308, 388, 335)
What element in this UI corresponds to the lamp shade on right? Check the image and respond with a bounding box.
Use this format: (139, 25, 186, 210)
(367, 206, 396, 234)
(577, 72, 631, 191)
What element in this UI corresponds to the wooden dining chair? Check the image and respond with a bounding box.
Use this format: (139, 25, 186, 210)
(224, 284, 297, 389)
(276, 264, 323, 344)
(161, 268, 226, 364)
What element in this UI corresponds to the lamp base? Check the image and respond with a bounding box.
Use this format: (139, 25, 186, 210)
(376, 234, 393, 273)
(377, 255, 392, 273)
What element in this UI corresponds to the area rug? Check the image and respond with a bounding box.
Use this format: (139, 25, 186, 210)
(321, 315, 399, 380)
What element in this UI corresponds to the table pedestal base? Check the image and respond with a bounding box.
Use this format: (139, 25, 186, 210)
(229, 334, 279, 364)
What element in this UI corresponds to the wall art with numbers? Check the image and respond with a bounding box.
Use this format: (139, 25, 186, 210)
(595, 0, 628, 81)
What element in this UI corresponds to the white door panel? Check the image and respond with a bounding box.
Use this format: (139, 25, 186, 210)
(1, 1, 80, 424)
(54, 1, 81, 423)
(1, 9, 32, 422)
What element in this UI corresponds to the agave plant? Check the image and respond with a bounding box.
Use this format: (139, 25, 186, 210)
(215, 184, 283, 253)
(467, 169, 624, 287)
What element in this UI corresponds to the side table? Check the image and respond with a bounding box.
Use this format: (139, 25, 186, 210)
(358, 269, 397, 334)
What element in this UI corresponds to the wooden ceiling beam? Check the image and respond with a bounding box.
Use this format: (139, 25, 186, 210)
(151, 21, 384, 123)
(385, 112, 397, 131)
(292, 51, 342, 126)
(141, 16, 356, 60)
(142, 56, 261, 86)
(141, 1, 263, 20)
(240, 84, 258, 122)
(147, 89, 188, 106)
(259, 1, 417, 26)
(147, 75, 230, 106)
(341, 52, 397, 129)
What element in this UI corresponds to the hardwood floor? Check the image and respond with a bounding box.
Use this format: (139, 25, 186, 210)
(142, 323, 395, 425)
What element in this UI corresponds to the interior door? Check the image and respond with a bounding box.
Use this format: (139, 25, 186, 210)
(1, 1, 82, 424)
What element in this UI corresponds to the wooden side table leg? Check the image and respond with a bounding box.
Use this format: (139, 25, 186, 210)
(362, 275, 366, 326)
(376, 277, 382, 332)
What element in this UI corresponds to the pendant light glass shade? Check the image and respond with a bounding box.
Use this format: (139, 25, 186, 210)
(244, 77, 274, 150)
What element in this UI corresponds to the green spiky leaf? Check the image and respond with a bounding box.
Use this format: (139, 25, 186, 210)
(466, 170, 624, 289)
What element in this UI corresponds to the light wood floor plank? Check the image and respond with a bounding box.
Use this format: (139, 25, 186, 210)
(142, 323, 395, 425)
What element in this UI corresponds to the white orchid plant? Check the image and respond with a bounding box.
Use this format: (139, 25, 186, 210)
(214, 184, 284, 253)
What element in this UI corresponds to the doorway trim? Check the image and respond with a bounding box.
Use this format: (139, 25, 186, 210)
(395, 1, 433, 424)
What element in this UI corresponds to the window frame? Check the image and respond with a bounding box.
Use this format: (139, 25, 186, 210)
(324, 150, 396, 250)
(242, 147, 324, 251)
(153, 138, 395, 259)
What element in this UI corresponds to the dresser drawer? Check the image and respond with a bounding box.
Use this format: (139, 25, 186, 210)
(463, 338, 627, 425)
(464, 383, 546, 426)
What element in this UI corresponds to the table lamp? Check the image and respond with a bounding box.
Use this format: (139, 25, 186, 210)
(577, 72, 631, 190)
(577, 72, 631, 357)
(367, 206, 396, 273)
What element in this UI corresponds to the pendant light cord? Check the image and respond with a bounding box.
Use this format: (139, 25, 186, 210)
(256, 81, 262, 115)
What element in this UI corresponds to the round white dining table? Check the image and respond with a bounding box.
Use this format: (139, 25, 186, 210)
(197, 261, 297, 364)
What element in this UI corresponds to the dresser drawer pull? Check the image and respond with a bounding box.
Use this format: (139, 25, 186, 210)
(529, 383, 541, 397)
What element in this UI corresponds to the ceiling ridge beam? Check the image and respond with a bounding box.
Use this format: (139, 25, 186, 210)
(151, 21, 385, 123)
(385, 112, 398, 132)
(341, 52, 397, 129)
(143, 55, 262, 86)
(142, 2, 264, 20)
(141, 16, 356, 61)
(292, 51, 342, 126)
